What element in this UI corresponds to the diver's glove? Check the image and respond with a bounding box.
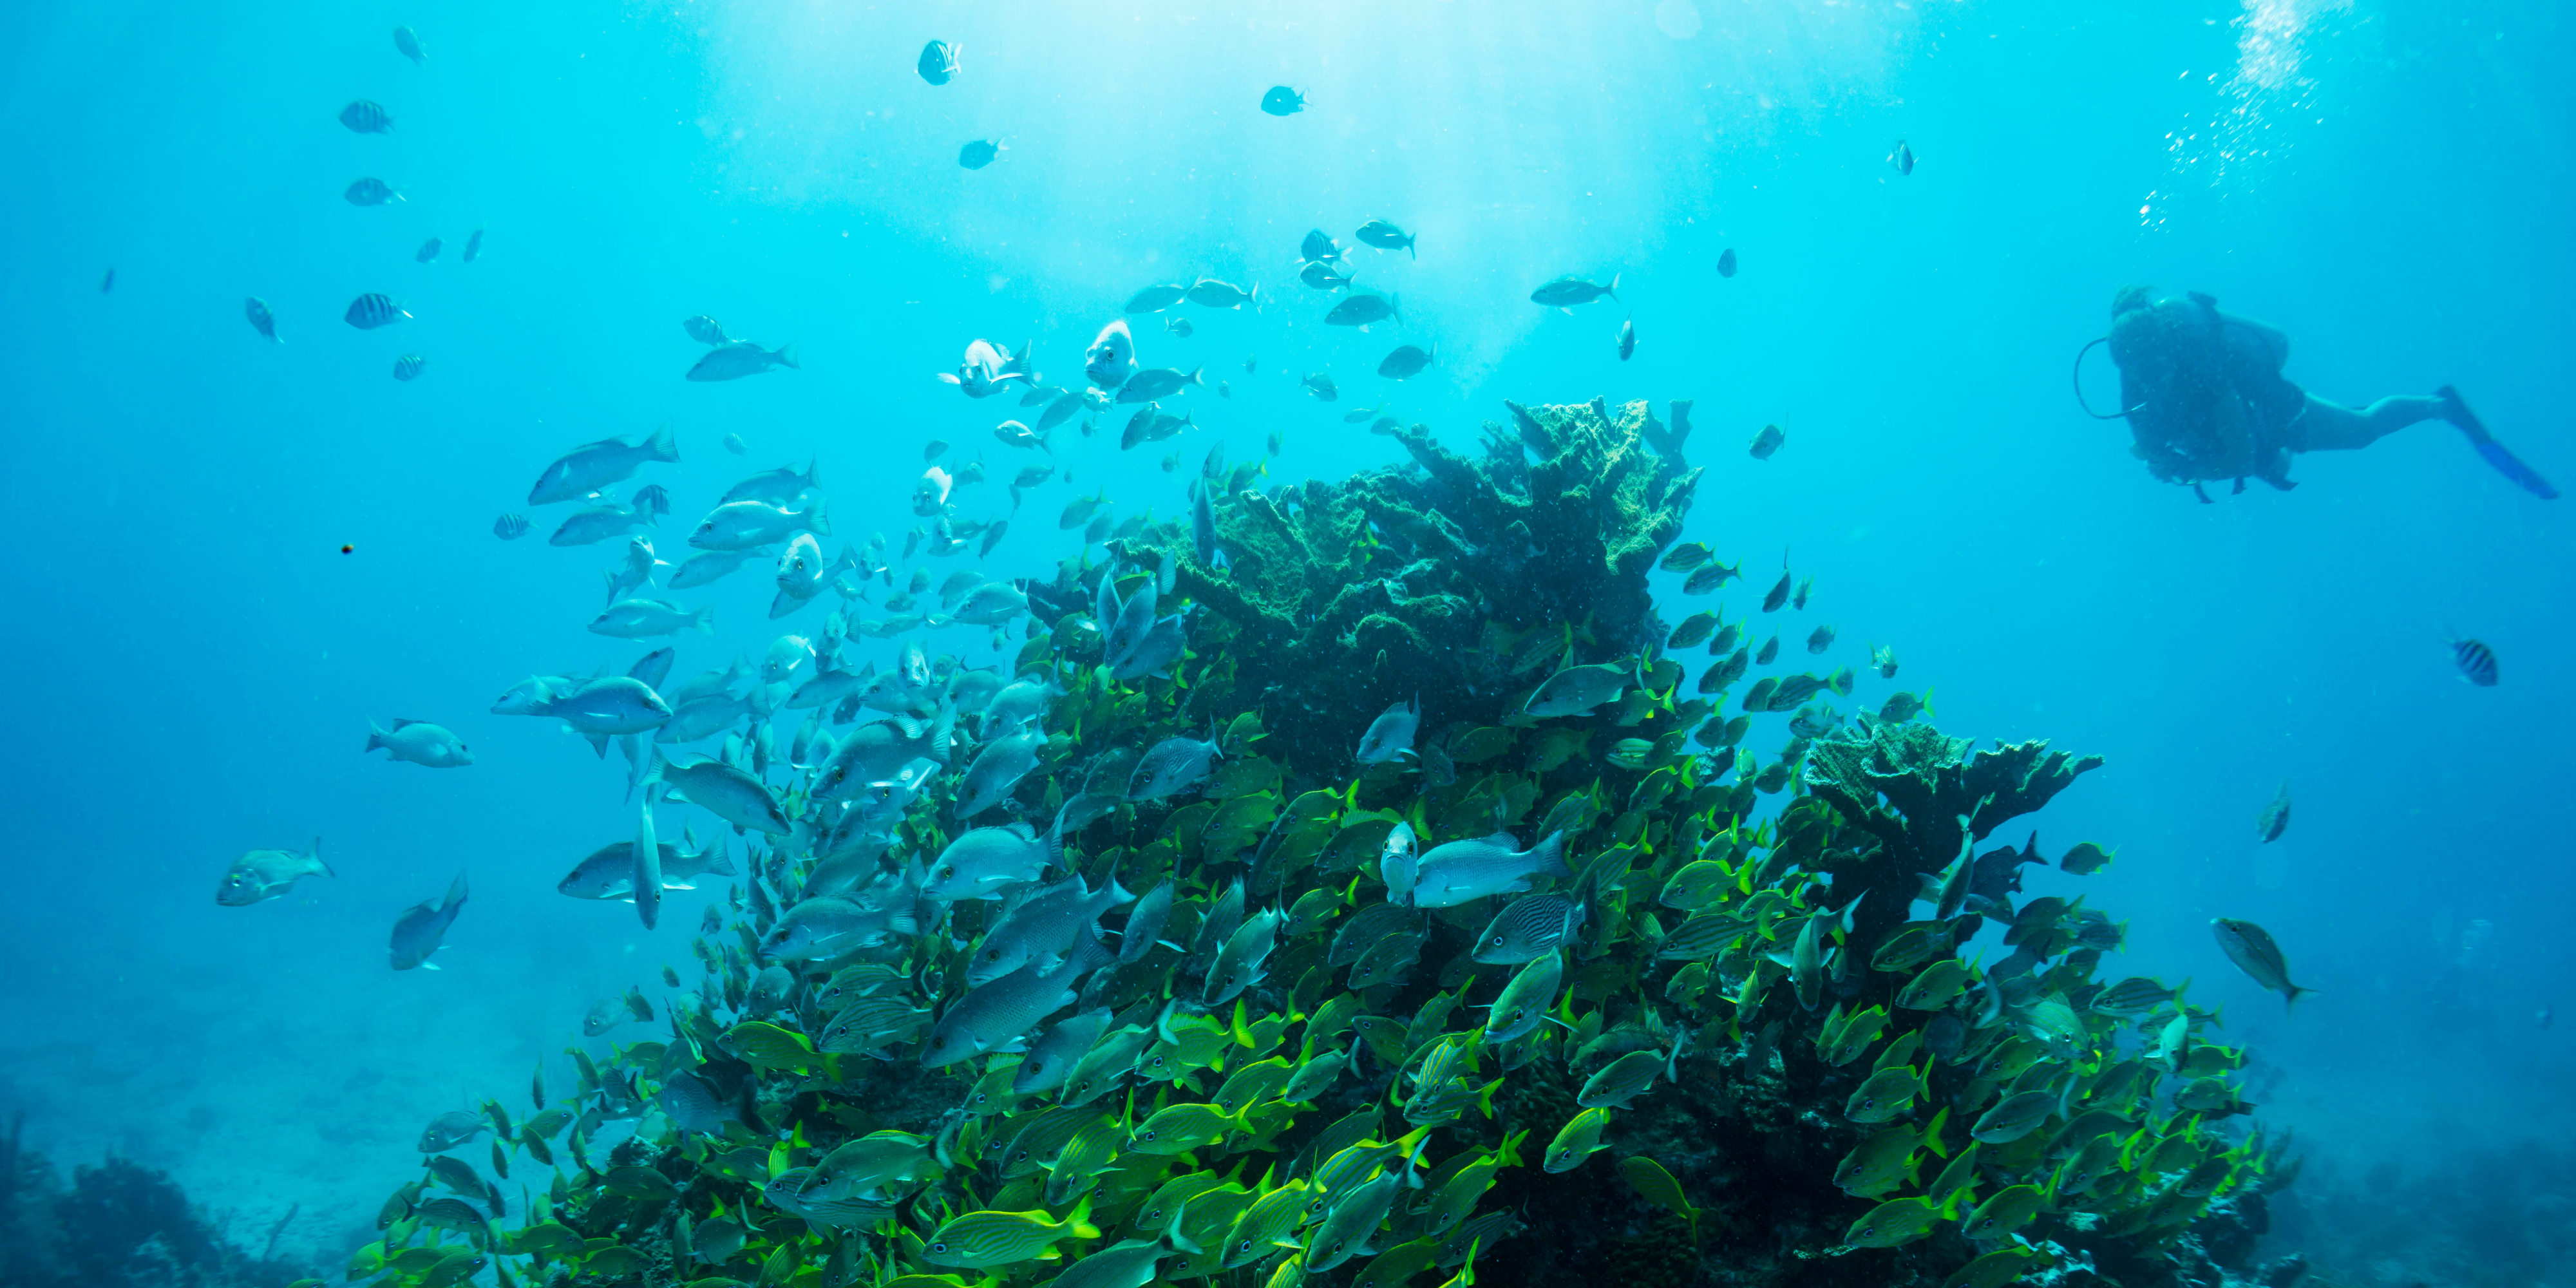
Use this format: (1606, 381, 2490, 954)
(2441, 385, 2559, 500)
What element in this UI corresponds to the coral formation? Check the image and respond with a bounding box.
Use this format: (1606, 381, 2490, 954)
(0, 1115, 310, 1288)
(343, 395, 2300, 1288)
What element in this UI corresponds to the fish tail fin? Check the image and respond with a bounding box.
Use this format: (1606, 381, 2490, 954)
(777, 343, 800, 370)
(804, 454, 822, 488)
(365, 721, 387, 753)
(2286, 985, 2316, 1013)
(445, 871, 470, 908)
(308, 837, 333, 876)
(645, 422, 679, 463)
(805, 495, 831, 536)
(1607, 272, 1621, 302)
(693, 606, 716, 634)
(1392, 292, 1403, 326)
(1532, 829, 1571, 878)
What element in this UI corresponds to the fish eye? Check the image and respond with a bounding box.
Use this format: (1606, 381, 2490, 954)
(931, 1242, 946, 1253)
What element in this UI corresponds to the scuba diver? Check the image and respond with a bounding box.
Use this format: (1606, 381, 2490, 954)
(2077, 285, 2557, 502)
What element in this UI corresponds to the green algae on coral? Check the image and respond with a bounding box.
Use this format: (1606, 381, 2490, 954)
(345, 395, 2297, 1288)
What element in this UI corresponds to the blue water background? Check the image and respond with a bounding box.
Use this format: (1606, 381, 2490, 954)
(1, 0, 2568, 1274)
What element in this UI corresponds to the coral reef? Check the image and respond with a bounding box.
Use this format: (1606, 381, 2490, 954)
(1108, 397, 1698, 772)
(0, 1114, 310, 1288)
(343, 396, 2301, 1288)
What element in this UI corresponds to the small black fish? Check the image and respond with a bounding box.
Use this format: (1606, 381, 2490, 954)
(1616, 319, 1636, 361)
(1805, 625, 1835, 654)
(1301, 372, 1337, 402)
(394, 26, 425, 63)
(1750, 424, 1784, 459)
(1165, 316, 1195, 339)
(918, 40, 960, 86)
(1792, 576, 1813, 610)
(2452, 637, 2499, 687)
(1378, 345, 1434, 379)
(958, 138, 1003, 169)
(99, 268, 115, 293)
(1299, 260, 1354, 292)
(1355, 218, 1416, 259)
(1761, 569, 1791, 612)
(1717, 247, 1738, 278)
(345, 292, 409, 330)
(1300, 229, 1340, 263)
(1889, 139, 1915, 176)
(345, 177, 401, 206)
(462, 229, 484, 263)
(340, 99, 394, 134)
(683, 315, 730, 346)
(245, 296, 280, 342)
(1262, 86, 1307, 117)
(415, 236, 442, 264)
(393, 354, 427, 381)
(1754, 635, 1779, 665)
(494, 514, 531, 540)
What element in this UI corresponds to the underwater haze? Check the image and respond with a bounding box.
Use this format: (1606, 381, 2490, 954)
(2, 1, 2570, 1286)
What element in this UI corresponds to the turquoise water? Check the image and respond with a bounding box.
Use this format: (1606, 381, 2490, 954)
(2, 0, 2568, 1280)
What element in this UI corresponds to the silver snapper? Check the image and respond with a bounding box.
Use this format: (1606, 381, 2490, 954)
(1410, 830, 1570, 909)
(529, 426, 679, 506)
(670, 547, 764, 589)
(1117, 879, 1176, 963)
(761, 895, 921, 963)
(1380, 821, 1419, 905)
(1354, 697, 1420, 764)
(556, 835, 736, 900)
(1524, 661, 1634, 718)
(691, 498, 830, 551)
(1108, 614, 1189, 683)
(1128, 734, 1220, 800)
(216, 838, 330, 906)
(1202, 907, 1284, 1005)
(954, 731, 1046, 819)
(813, 712, 955, 801)
(920, 935, 1110, 1067)
(722, 457, 822, 506)
(1012, 1008, 1113, 1095)
(365, 719, 473, 768)
(953, 581, 1030, 626)
(649, 750, 790, 835)
(923, 823, 1061, 901)
(966, 870, 1136, 985)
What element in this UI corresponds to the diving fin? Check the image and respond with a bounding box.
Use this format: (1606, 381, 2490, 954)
(2442, 385, 2559, 499)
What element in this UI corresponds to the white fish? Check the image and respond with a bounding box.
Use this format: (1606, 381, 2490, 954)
(1355, 697, 1420, 764)
(1410, 831, 1570, 909)
(686, 341, 798, 381)
(938, 339, 1034, 398)
(670, 547, 764, 589)
(605, 536, 668, 605)
(590, 598, 714, 638)
(648, 749, 791, 836)
(952, 581, 1028, 627)
(923, 823, 1060, 901)
(1083, 319, 1136, 389)
(913, 468, 954, 518)
(722, 458, 822, 506)
(216, 839, 330, 907)
(365, 718, 473, 768)
(954, 732, 1046, 819)
(529, 426, 679, 506)
(691, 498, 829, 551)
(775, 533, 857, 603)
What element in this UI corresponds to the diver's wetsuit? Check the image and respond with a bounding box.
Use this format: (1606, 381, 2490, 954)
(2101, 289, 2553, 500)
